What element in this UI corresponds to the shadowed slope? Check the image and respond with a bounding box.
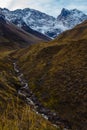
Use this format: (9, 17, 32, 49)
(0, 16, 50, 50)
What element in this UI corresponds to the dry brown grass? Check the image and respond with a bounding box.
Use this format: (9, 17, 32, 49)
(0, 99, 59, 130)
(0, 51, 59, 130)
(13, 21, 87, 130)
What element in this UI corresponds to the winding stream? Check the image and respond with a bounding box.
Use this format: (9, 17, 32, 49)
(13, 62, 71, 130)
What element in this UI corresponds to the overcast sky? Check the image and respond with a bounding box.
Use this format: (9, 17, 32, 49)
(0, 0, 87, 17)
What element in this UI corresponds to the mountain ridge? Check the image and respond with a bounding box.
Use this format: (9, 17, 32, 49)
(0, 13, 50, 50)
(1, 7, 87, 38)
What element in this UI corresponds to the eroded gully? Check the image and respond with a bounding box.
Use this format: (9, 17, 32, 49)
(13, 61, 71, 130)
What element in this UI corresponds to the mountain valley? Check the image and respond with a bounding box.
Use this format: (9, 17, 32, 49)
(12, 20, 87, 130)
(0, 6, 87, 130)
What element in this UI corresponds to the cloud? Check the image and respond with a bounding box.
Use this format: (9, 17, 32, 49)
(0, 0, 87, 17)
(0, 0, 12, 8)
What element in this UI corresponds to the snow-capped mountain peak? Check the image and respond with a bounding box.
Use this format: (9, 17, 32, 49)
(58, 8, 87, 18)
(0, 9, 6, 24)
(59, 8, 71, 18)
(1, 7, 87, 38)
(57, 8, 87, 28)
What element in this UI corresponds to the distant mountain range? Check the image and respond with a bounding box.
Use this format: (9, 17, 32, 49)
(0, 7, 87, 38)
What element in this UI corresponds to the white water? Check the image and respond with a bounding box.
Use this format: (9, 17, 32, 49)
(13, 62, 69, 130)
(13, 62, 50, 120)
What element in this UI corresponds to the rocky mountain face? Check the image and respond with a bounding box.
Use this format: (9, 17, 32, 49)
(0, 8, 87, 38)
(0, 10, 6, 24)
(0, 13, 50, 50)
(57, 8, 87, 28)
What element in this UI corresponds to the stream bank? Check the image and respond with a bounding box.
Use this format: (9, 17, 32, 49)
(13, 60, 71, 130)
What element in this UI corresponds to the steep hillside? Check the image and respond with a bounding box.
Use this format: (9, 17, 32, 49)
(13, 21, 87, 130)
(0, 49, 59, 130)
(0, 14, 50, 50)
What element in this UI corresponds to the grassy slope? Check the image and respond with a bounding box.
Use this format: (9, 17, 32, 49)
(0, 19, 59, 130)
(0, 50, 59, 130)
(14, 21, 87, 130)
(53, 20, 87, 44)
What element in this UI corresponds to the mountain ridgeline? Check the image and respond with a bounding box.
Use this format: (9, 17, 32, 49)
(0, 7, 87, 38)
(0, 13, 50, 50)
